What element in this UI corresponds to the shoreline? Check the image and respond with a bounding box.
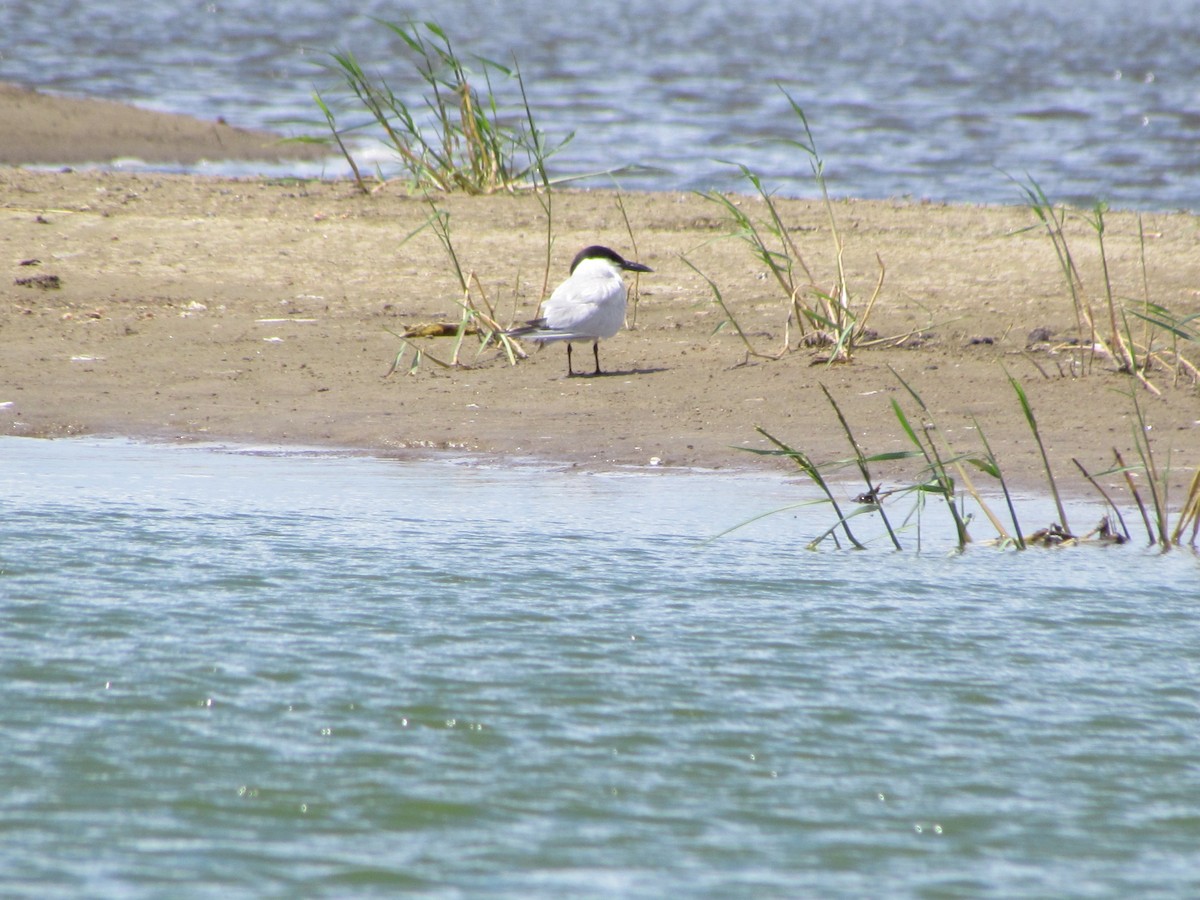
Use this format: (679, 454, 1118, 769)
(2, 91, 1198, 503)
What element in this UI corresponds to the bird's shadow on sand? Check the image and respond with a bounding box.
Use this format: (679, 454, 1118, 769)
(568, 367, 669, 378)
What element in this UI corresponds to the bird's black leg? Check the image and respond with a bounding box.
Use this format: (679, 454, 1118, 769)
(592, 340, 602, 375)
(566, 343, 575, 377)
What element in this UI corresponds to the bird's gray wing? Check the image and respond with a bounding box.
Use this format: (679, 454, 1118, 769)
(540, 278, 616, 332)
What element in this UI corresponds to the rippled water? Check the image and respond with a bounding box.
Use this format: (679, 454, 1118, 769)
(3, 436, 1200, 897)
(1, 0, 1198, 208)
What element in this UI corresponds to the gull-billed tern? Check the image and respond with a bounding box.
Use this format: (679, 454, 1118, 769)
(508, 245, 652, 377)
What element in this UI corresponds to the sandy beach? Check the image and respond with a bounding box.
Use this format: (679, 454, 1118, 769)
(2, 87, 1198, 498)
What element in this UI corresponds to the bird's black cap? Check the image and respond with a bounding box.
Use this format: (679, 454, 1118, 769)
(570, 245, 653, 274)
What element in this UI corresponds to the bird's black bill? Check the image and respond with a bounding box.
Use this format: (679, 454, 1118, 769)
(621, 261, 653, 273)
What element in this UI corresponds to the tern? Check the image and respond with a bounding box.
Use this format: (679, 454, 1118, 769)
(508, 245, 651, 377)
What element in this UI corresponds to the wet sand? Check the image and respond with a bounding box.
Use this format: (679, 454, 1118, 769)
(0, 81, 326, 167)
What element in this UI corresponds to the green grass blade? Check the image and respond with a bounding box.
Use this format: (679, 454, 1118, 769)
(819, 383, 902, 549)
(1006, 369, 1070, 534)
(755, 426, 865, 549)
(970, 415, 1025, 548)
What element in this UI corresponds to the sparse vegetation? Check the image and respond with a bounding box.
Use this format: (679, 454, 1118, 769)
(313, 19, 572, 194)
(384, 199, 526, 375)
(1013, 176, 1199, 392)
(690, 88, 883, 362)
(722, 370, 1200, 552)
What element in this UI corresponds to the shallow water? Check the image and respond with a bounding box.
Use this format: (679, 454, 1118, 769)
(3, 436, 1199, 897)
(2, 0, 1198, 209)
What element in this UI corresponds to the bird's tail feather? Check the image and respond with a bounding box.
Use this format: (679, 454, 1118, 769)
(505, 319, 547, 338)
(506, 319, 590, 343)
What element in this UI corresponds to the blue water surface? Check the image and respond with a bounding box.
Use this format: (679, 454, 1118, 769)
(2, 436, 1199, 897)
(1, 0, 1198, 209)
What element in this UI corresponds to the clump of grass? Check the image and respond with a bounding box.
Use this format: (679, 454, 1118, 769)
(692, 87, 883, 362)
(314, 19, 572, 194)
(717, 370, 1199, 552)
(1014, 175, 1198, 392)
(1082, 385, 1200, 549)
(729, 374, 981, 552)
(385, 199, 525, 375)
